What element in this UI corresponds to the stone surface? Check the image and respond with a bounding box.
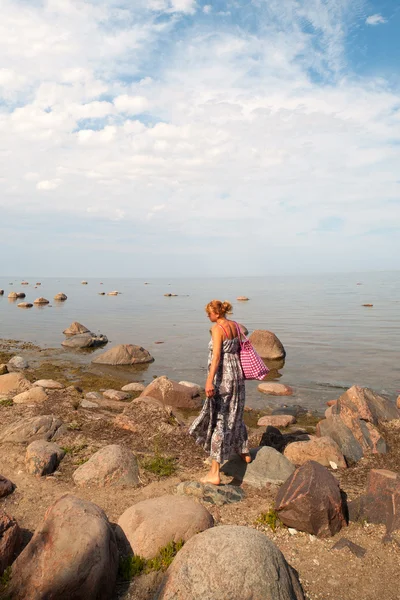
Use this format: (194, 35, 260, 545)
(236, 296, 249, 301)
(13, 386, 48, 405)
(8, 292, 25, 299)
(155, 525, 304, 600)
(7, 356, 28, 369)
(257, 415, 296, 427)
(33, 379, 64, 389)
(176, 481, 245, 506)
(121, 382, 146, 392)
(221, 445, 295, 488)
(331, 537, 366, 558)
(86, 391, 103, 400)
(7, 494, 118, 600)
(103, 389, 130, 401)
(0, 364, 8, 375)
(140, 376, 201, 409)
(316, 415, 364, 464)
(117, 495, 214, 559)
(62, 333, 108, 348)
(114, 397, 184, 444)
(284, 437, 347, 469)
(275, 460, 346, 538)
(248, 329, 286, 360)
(0, 475, 15, 498)
(25, 440, 65, 476)
(73, 444, 139, 487)
(17, 302, 33, 308)
(92, 343, 154, 365)
(0, 415, 65, 444)
(33, 297, 49, 304)
(54, 292, 67, 301)
(80, 398, 99, 408)
(0, 511, 21, 576)
(0, 372, 31, 396)
(335, 386, 399, 423)
(63, 321, 90, 335)
(178, 381, 202, 395)
(257, 382, 293, 396)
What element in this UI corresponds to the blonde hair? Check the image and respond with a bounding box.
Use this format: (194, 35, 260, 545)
(205, 299, 233, 317)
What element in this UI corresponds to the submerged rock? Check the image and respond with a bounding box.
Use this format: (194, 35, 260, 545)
(61, 333, 108, 349)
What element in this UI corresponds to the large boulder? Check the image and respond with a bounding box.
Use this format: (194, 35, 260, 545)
(72, 444, 139, 487)
(0, 511, 21, 576)
(275, 460, 346, 537)
(221, 445, 295, 488)
(62, 333, 108, 349)
(6, 494, 118, 600)
(25, 440, 65, 476)
(13, 386, 48, 405)
(0, 415, 65, 444)
(63, 321, 90, 335)
(284, 437, 347, 469)
(140, 376, 201, 409)
(7, 356, 28, 370)
(92, 344, 154, 365)
(0, 372, 31, 396)
(117, 495, 214, 559)
(248, 330, 286, 360)
(316, 415, 364, 465)
(155, 525, 304, 600)
(334, 385, 399, 424)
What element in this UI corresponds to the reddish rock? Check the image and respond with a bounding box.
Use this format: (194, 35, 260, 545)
(284, 437, 347, 469)
(0, 475, 15, 498)
(140, 376, 201, 409)
(257, 383, 293, 397)
(326, 400, 337, 407)
(257, 415, 296, 428)
(72, 445, 139, 488)
(334, 385, 399, 425)
(248, 330, 286, 360)
(63, 321, 90, 335)
(317, 416, 365, 465)
(0, 511, 21, 575)
(325, 406, 333, 418)
(331, 400, 386, 455)
(275, 460, 347, 537)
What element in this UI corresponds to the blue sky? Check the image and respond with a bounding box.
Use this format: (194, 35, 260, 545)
(0, 0, 399, 276)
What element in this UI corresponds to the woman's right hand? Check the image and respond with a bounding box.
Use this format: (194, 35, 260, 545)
(205, 381, 215, 398)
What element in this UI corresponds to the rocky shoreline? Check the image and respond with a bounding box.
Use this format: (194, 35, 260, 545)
(1, 336, 400, 599)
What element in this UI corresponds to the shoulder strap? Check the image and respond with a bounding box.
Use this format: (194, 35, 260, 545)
(217, 323, 230, 339)
(234, 322, 246, 349)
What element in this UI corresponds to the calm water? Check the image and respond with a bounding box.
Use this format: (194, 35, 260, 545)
(1, 272, 399, 413)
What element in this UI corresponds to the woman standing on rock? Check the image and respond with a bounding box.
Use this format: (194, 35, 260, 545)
(189, 299, 251, 485)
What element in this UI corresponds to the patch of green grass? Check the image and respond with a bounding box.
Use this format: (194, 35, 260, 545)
(67, 421, 82, 431)
(61, 443, 88, 455)
(119, 540, 184, 582)
(255, 508, 281, 532)
(0, 398, 13, 407)
(142, 453, 177, 477)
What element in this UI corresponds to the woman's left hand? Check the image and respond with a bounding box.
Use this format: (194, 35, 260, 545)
(205, 381, 215, 398)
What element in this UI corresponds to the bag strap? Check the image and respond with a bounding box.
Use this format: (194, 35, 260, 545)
(217, 323, 230, 339)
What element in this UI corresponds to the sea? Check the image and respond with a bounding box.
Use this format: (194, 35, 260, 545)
(1, 272, 399, 414)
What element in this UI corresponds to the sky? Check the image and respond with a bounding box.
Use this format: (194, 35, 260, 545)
(1, 0, 399, 277)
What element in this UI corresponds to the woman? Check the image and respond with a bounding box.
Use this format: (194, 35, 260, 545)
(189, 299, 251, 485)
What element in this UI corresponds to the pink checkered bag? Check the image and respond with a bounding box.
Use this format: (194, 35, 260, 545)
(235, 322, 270, 380)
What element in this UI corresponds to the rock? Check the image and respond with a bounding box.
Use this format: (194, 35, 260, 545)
(25, 440, 65, 476)
(0, 475, 15, 498)
(92, 344, 154, 365)
(17, 302, 33, 308)
(85, 391, 103, 401)
(121, 382, 145, 392)
(7, 494, 118, 599)
(272, 405, 307, 417)
(258, 382, 293, 396)
(73, 444, 139, 487)
(140, 376, 201, 409)
(0, 415, 65, 444)
(36, 282, 41, 285)
(33, 379, 64, 389)
(155, 525, 305, 600)
(0, 365, 8, 375)
(114, 397, 182, 442)
(275, 460, 346, 537)
(33, 297, 49, 304)
(334, 385, 399, 425)
(62, 333, 108, 348)
(81, 280, 88, 284)
(117, 495, 214, 559)
(98, 292, 105, 295)
(331, 537, 366, 558)
(178, 381, 202, 395)
(260, 425, 286, 451)
(0, 372, 31, 396)
(107, 291, 119, 295)
(54, 292, 67, 301)
(21, 281, 29, 285)
(248, 330, 286, 360)
(8, 292, 26, 299)
(221, 445, 295, 488)
(7, 356, 28, 370)
(13, 386, 48, 405)
(362, 303, 373, 307)
(316, 415, 364, 464)
(284, 437, 347, 469)
(176, 481, 245, 506)
(63, 321, 91, 335)
(102, 389, 130, 401)
(0, 290, 3, 295)
(236, 296, 249, 301)
(0, 511, 21, 576)
(257, 415, 296, 427)
(80, 398, 99, 408)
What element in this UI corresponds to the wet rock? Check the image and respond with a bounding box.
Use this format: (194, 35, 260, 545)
(63, 321, 90, 335)
(73, 444, 139, 487)
(258, 382, 293, 396)
(103, 389, 130, 401)
(0, 475, 15, 498)
(140, 376, 201, 409)
(8, 292, 25, 299)
(54, 292, 67, 301)
(33, 297, 49, 305)
(257, 415, 296, 428)
(236, 296, 249, 301)
(117, 495, 214, 559)
(17, 302, 33, 308)
(155, 525, 304, 600)
(316, 415, 364, 464)
(121, 382, 145, 392)
(0, 511, 21, 576)
(25, 440, 65, 476)
(13, 386, 48, 405)
(0, 372, 31, 396)
(7, 356, 28, 370)
(33, 379, 64, 389)
(62, 333, 108, 348)
(176, 481, 245, 506)
(275, 460, 347, 537)
(248, 330, 286, 360)
(272, 405, 307, 417)
(221, 446, 295, 488)
(92, 343, 154, 365)
(0, 415, 65, 444)
(7, 494, 118, 600)
(284, 437, 347, 469)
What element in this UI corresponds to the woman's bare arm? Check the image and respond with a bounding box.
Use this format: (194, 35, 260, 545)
(205, 326, 223, 397)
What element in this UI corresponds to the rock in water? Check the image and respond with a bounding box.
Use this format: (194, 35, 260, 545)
(63, 321, 91, 335)
(275, 460, 346, 537)
(140, 376, 201, 409)
(54, 293, 67, 301)
(155, 525, 305, 600)
(221, 445, 295, 488)
(248, 330, 286, 360)
(257, 415, 296, 427)
(7, 494, 118, 600)
(25, 441, 65, 476)
(33, 297, 49, 305)
(72, 445, 139, 487)
(0, 511, 21, 576)
(92, 344, 154, 365)
(117, 495, 214, 559)
(61, 333, 108, 349)
(257, 383, 293, 397)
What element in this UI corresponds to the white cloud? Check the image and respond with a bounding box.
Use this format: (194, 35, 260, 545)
(113, 95, 148, 114)
(365, 14, 387, 25)
(36, 179, 62, 191)
(203, 5, 212, 14)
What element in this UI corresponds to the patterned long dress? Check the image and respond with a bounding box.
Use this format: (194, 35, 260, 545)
(189, 335, 249, 463)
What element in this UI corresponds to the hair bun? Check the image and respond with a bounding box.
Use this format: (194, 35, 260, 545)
(222, 301, 233, 315)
